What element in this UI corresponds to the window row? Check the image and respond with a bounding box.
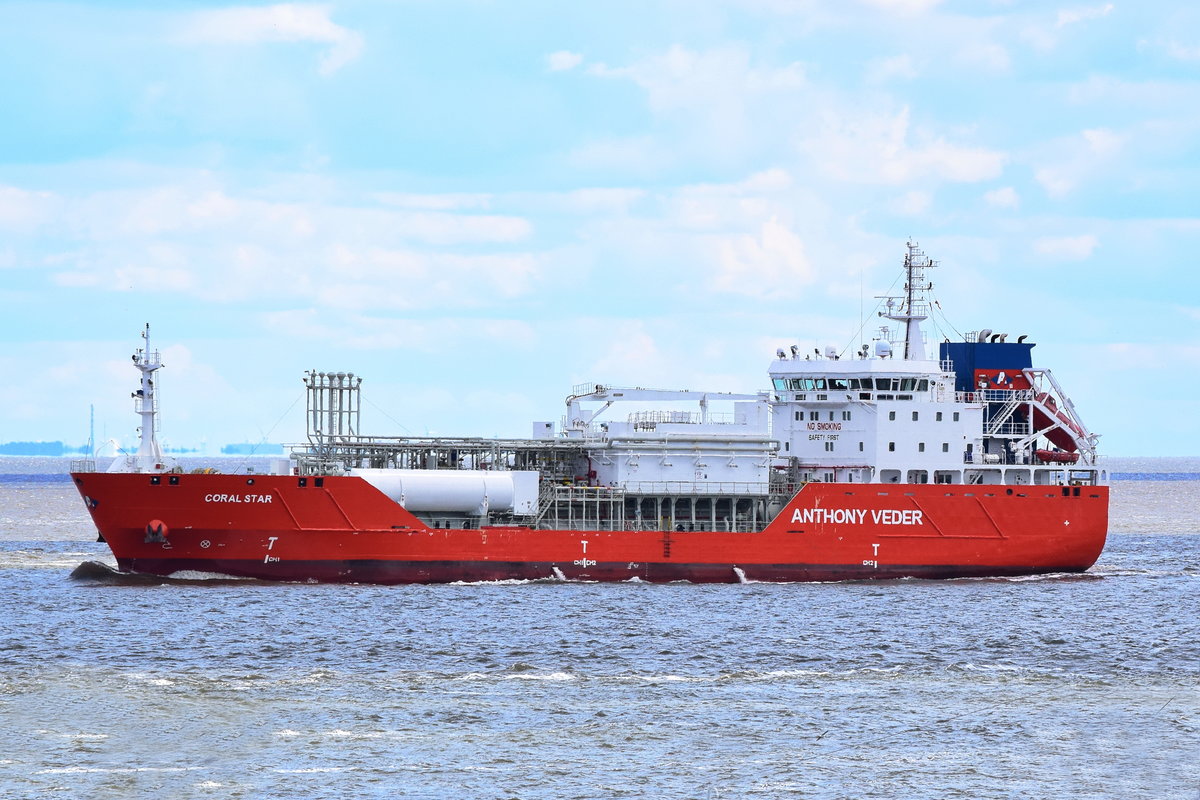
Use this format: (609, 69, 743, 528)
(774, 376, 931, 392)
(887, 442, 952, 453)
(785, 441, 953, 453)
(794, 410, 854, 421)
(888, 411, 961, 422)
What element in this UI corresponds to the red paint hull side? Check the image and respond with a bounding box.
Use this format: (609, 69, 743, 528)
(72, 473, 1109, 584)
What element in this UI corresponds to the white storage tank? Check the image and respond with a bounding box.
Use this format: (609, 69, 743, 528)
(350, 468, 539, 515)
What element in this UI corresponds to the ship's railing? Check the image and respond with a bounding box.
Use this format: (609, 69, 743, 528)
(571, 382, 609, 397)
(962, 452, 1091, 470)
(627, 410, 738, 427)
(70, 459, 97, 473)
(957, 389, 1035, 404)
(626, 519, 763, 533)
(425, 514, 766, 533)
(618, 480, 770, 496)
(987, 421, 1033, 436)
(541, 484, 625, 500)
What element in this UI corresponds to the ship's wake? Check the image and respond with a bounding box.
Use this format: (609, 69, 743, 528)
(68, 560, 259, 585)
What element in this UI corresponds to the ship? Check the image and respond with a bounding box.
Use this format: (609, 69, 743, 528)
(72, 241, 1109, 583)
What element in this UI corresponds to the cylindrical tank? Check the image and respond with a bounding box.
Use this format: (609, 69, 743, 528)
(350, 468, 522, 514)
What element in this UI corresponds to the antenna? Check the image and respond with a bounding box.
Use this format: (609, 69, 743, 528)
(132, 323, 165, 467)
(878, 240, 936, 360)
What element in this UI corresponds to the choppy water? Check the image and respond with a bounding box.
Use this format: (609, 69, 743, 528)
(0, 457, 1196, 799)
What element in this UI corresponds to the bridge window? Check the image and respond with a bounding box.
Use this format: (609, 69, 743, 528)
(829, 378, 849, 391)
(901, 378, 917, 391)
(773, 378, 788, 391)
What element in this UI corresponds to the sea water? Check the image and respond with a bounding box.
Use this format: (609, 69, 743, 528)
(0, 457, 1195, 799)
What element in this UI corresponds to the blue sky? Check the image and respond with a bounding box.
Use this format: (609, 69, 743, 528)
(1, 0, 1197, 456)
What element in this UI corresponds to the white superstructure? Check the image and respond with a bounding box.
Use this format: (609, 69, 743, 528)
(282, 240, 1104, 530)
(767, 240, 1099, 487)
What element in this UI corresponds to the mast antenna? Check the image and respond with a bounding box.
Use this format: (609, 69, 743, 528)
(879, 240, 936, 360)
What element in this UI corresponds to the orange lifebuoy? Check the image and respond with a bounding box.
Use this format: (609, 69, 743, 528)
(146, 519, 169, 539)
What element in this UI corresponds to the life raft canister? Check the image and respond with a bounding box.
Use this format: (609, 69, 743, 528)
(146, 519, 169, 539)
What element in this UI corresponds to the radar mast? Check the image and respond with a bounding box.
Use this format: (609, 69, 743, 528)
(881, 240, 936, 360)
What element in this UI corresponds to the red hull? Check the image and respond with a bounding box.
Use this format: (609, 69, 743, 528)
(72, 473, 1109, 584)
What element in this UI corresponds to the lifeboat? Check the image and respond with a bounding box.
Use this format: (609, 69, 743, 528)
(1036, 449, 1080, 464)
(1032, 392, 1086, 452)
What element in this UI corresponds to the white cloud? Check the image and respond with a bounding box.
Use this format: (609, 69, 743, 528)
(258, 249, 540, 310)
(659, 170, 796, 232)
(1137, 37, 1200, 63)
(372, 192, 493, 211)
(1033, 234, 1098, 260)
(1056, 3, 1115, 28)
(798, 107, 1005, 185)
(957, 43, 1010, 73)
(35, 182, 539, 309)
(69, 186, 529, 246)
(582, 45, 807, 163)
(892, 190, 932, 216)
(859, 0, 944, 13)
(588, 45, 806, 113)
(580, 325, 673, 387)
(1033, 128, 1126, 198)
(1164, 41, 1200, 62)
(567, 135, 667, 173)
(711, 217, 813, 298)
(1023, 3, 1114, 51)
(181, 4, 364, 75)
(865, 54, 919, 83)
(1020, 26, 1058, 51)
(546, 50, 584, 72)
(558, 188, 647, 214)
(260, 310, 537, 352)
(111, 265, 195, 292)
(0, 185, 61, 231)
(1034, 167, 1074, 199)
(738, 168, 793, 192)
(1082, 127, 1125, 156)
(984, 187, 1020, 209)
